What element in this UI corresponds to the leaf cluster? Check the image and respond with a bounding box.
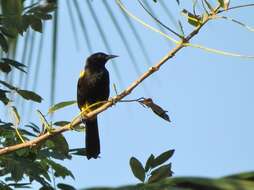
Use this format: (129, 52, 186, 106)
(0, 0, 56, 52)
(0, 119, 79, 189)
(130, 149, 174, 184)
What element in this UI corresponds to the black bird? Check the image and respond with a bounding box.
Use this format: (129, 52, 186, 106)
(77, 52, 118, 159)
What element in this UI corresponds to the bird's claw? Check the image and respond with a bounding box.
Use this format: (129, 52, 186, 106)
(68, 123, 75, 130)
(111, 98, 117, 106)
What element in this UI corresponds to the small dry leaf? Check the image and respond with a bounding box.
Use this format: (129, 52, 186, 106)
(139, 98, 171, 122)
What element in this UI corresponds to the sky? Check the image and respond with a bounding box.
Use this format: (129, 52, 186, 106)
(2, 0, 254, 189)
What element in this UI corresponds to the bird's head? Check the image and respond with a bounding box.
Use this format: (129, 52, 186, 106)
(85, 52, 118, 70)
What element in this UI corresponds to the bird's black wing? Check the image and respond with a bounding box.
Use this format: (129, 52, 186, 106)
(77, 69, 110, 110)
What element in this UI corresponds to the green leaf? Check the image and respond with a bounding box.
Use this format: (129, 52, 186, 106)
(36, 110, 52, 132)
(25, 122, 40, 133)
(0, 89, 10, 105)
(218, 0, 225, 7)
(151, 150, 175, 168)
(181, 9, 201, 27)
(148, 164, 173, 183)
(17, 89, 42, 103)
(53, 121, 70, 126)
(50, 134, 69, 157)
(0, 33, 8, 52)
(129, 157, 145, 182)
(68, 148, 86, 157)
(0, 62, 11, 73)
(46, 159, 74, 179)
(0, 26, 17, 38)
(8, 183, 31, 189)
(39, 186, 54, 190)
(35, 12, 53, 20)
(30, 17, 42, 33)
(0, 80, 16, 90)
(10, 166, 24, 182)
(48, 100, 76, 114)
(203, 0, 214, 12)
(145, 154, 155, 172)
(2, 58, 26, 73)
(20, 15, 31, 34)
(57, 183, 76, 190)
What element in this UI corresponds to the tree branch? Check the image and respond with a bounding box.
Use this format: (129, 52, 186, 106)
(0, 5, 212, 156)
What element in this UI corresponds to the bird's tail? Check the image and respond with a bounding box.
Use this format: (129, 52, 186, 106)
(83, 117, 100, 159)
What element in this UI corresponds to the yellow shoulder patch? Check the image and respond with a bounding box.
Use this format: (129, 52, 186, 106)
(79, 70, 85, 78)
(81, 102, 91, 113)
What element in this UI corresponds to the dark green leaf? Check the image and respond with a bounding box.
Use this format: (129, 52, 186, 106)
(203, 0, 214, 11)
(69, 148, 86, 157)
(39, 186, 54, 190)
(53, 121, 70, 126)
(182, 9, 201, 27)
(2, 58, 26, 73)
(8, 183, 31, 189)
(20, 15, 31, 34)
(50, 134, 69, 157)
(17, 89, 42, 103)
(0, 80, 16, 90)
(148, 164, 173, 183)
(48, 100, 76, 114)
(0, 89, 10, 105)
(0, 33, 8, 52)
(10, 165, 24, 182)
(19, 128, 37, 137)
(39, 148, 71, 160)
(25, 122, 40, 133)
(30, 17, 42, 33)
(57, 183, 76, 190)
(0, 62, 11, 73)
(151, 150, 175, 168)
(35, 12, 53, 20)
(145, 154, 155, 172)
(46, 159, 74, 179)
(129, 157, 145, 182)
(0, 27, 17, 38)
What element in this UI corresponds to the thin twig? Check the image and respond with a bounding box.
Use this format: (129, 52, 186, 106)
(138, 0, 183, 39)
(218, 3, 254, 14)
(119, 97, 145, 103)
(201, 0, 209, 14)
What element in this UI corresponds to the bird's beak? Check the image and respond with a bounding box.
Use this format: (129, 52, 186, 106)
(107, 54, 118, 60)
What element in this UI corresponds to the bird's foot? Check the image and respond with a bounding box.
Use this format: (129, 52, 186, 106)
(68, 123, 75, 130)
(110, 98, 117, 106)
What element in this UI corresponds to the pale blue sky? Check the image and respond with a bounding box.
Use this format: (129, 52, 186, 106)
(4, 0, 254, 189)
